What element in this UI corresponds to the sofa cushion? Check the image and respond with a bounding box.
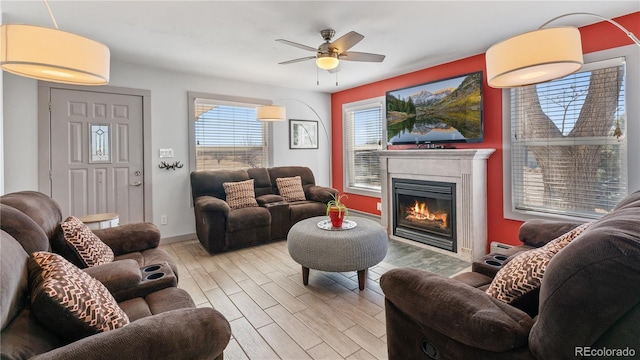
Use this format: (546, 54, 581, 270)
(223, 179, 258, 210)
(60, 216, 114, 267)
(486, 222, 591, 304)
(226, 207, 271, 232)
(276, 176, 306, 202)
(28, 252, 129, 341)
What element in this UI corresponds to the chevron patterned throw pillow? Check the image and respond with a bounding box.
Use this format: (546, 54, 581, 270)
(28, 252, 129, 341)
(60, 216, 114, 267)
(486, 222, 592, 304)
(276, 176, 306, 202)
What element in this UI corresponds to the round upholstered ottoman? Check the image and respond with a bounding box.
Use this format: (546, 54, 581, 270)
(287, 216, 388, 290)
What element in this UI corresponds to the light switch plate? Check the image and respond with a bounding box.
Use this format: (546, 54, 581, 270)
(159, 148, 174, 158)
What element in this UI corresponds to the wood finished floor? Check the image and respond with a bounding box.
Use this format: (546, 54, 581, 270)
(159, 238, 470, 360)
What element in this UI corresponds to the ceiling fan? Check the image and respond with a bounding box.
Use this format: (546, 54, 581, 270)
(277, 29, 386, 71)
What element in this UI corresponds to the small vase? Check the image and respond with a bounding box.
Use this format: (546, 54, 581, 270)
(328, 207, 345, 228)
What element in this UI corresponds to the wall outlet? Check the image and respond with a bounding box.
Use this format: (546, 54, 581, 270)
(376, 202, 382, 211)
(160, 215, 168, 225)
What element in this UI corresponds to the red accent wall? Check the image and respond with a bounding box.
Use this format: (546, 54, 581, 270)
(330, 12, 640, 247)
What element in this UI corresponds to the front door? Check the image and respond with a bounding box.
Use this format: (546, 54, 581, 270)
(49, 88, 144, 224)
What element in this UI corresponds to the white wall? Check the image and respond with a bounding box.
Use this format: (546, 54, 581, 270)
(2, 61, 331, 240)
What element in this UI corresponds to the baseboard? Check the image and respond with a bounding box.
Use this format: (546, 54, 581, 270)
(348, 210, 381, 224)
(161, 233, 196, 245)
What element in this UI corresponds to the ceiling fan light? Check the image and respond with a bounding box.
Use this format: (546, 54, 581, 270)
(256, 105, 286, 122)
(316, 53, 339, 70)
(486, 26, 583, 88)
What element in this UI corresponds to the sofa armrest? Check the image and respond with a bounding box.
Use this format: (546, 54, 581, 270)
(92, 223, 160, 256)
(380, 268, 533, 352)
(32, 308, 231, 360)
(194, 196, 230, 216)
(83, 259, 142, 299)
(256, 194, 285, 206)
(518, 219, 583, 248)
(306, 186, 337, 203)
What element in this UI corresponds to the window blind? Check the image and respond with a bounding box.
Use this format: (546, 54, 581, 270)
(194, 98, 268, 171)
(510, 57, 627, 219)
(344, 100, 383, 192)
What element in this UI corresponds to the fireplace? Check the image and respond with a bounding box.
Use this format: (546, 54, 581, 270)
(379, 149, 495, 262)
(393, 179, 456, 252)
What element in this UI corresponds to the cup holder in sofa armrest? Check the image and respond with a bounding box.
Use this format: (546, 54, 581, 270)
(472, 253, 509, 278)
(143, 265, 162, 273)
(145, 272, 165, 280)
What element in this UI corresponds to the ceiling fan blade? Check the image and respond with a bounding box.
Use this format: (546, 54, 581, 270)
(279, 56, 316, 65)
(276, 39, 317, 52)
(340, 51, 386, 62)
(330, 31, 364, 52)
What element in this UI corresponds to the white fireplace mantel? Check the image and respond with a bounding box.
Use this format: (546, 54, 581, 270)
(379, 149, 495, 262)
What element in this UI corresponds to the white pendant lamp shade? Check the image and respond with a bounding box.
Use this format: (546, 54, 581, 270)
(256, 105, 286, 122)
(1, 24, 110, 85)
(486, 26, 583, 88)
(316, 53, 339, 70)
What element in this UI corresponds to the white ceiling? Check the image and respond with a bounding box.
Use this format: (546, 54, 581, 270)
(2, 1, 639, 93)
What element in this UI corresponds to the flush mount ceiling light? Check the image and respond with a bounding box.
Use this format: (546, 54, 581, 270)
(0, 0, 110, 85)
(486, 12, 640, 88)
(316, 53, 340, 70)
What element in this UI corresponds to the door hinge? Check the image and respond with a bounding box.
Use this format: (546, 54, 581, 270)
(48, 102, 52, 112)
(49, 171, 53, 180)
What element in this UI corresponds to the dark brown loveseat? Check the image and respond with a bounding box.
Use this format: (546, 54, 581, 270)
(191, 166, 337, 254)
(380, 190, 640, 359)
(0, 194, 231, 359)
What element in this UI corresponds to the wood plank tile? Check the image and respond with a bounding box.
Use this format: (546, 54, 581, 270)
(266, 270, 309, 297)
(287, 273, 337, 301)
(229, 291, 273, 329)
(239, 251, 277, 274)
(325, 283, 384, 317)
(213, 253, 250, 283)
(171, 242, 201, 270)
(237, 279, 278, 309)
(297, 293, 356, 331)
(229, 318, 278, 359)
(208, 266, 243, 295)
(295, 308, 360, 357)
(188, 266, 219, 292)
(229, 254, 272, 285)
(307, 342, 345, 360)
(203, 287, 243, 321)
(257, 323, 312, 360)
(326, 297, 386, 337)
(177, 276, 207, 305)
(344, 325, 388, 360)
(261, 281, 307, 314)
(264, 305, 322, 350)
(222, 339, 249, 360)
(346, 349, 378, 360)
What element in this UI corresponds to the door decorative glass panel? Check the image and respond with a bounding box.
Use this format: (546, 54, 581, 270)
(90, 124, 111, 163)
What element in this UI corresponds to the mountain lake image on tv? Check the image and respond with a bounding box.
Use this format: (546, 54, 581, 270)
(386, 72, 483, 145)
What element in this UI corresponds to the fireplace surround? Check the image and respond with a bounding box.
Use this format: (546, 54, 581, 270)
(379, 149, 495, 262)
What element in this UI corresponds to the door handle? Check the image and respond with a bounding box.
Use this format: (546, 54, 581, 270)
(131, 181, 142, 186)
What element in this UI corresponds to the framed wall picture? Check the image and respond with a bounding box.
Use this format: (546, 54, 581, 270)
(289, 119, 318, 149)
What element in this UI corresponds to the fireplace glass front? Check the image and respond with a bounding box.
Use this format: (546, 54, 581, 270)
(393, 179, 456, 252)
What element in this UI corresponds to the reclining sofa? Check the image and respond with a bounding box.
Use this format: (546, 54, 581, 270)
(191, 166, 337, 254)
(0, 192, 231, 359)
(380, 190, 640, 359)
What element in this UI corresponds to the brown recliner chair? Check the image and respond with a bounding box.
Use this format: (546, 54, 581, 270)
(380, 190, 640, 359)
(0, 227, 231, 360)
(1, 191, 179, 301)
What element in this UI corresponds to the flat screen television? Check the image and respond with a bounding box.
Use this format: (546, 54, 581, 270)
(386, 71, 483, 146)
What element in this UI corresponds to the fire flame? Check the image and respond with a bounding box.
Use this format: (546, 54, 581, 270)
(409, 200, 448, 228)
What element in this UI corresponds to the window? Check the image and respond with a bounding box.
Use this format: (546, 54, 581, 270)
(506, 56, 628, 220)
(189, 93, 270, 171)
(343, 97, 384, 195)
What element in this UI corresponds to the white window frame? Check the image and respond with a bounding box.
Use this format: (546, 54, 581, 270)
(503, 44, 640, 222)
(187, 91, 273, 173)
(342, 96, 384, 197)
